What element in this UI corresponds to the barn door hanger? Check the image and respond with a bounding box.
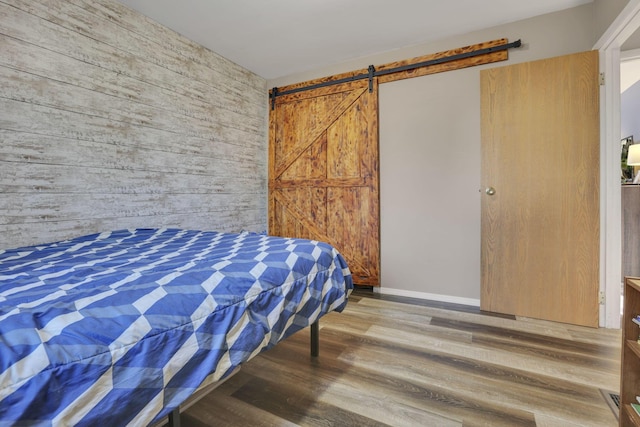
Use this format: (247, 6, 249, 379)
(368, 65, 375, 93)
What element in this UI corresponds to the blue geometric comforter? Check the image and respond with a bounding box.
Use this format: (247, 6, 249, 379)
(0, 228, 353, 426)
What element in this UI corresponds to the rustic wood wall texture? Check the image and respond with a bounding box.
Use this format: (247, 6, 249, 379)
(0, 0, 268, 249)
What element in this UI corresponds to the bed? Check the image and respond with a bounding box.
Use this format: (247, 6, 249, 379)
(0, 228, 353, 426)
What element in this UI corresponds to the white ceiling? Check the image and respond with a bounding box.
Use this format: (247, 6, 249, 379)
(117, 0, 593, 80)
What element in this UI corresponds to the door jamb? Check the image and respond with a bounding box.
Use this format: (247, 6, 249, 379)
(594, 0, 640, 328)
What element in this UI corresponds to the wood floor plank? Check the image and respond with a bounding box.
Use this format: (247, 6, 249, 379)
(332, 335, 613, 426)
(289, 324, 612, 426)
(429, 317, 619, 372)
(239, 339, 465, 426)
(232, 375, 392, 426)
(253, 338, 537, 427)
(355, 296, 618, 347)
(177, 291, 620, 426)
(364, 324, 618, 391)
(185, 386, 299, 427)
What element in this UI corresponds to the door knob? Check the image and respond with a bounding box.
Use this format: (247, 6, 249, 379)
(485, 187, 496, 196)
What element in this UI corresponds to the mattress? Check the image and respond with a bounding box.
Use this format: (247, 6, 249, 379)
(0, 228, 353, 426)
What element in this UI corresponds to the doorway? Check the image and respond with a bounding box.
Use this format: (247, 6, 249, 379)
(595, 0, 640, 328)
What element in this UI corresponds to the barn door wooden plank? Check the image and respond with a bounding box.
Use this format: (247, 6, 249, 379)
(376, 38, 509, 84)
(274, 86, 367, 178)
(269, 79, 379, 285)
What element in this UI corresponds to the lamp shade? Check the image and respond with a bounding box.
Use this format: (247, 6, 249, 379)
(628, 144, 640, 166)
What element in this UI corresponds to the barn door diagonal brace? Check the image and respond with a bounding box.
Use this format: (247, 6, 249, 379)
(269, 39, 522, 109)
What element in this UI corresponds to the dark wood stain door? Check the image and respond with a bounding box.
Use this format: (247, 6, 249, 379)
(269, 80, 380, 286)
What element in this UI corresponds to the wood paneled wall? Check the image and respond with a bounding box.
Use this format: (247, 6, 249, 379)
(0, 0, 268, 249)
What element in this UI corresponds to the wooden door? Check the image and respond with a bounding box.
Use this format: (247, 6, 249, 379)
(480, 50, 600, 327)
(269, 79, 379, 286)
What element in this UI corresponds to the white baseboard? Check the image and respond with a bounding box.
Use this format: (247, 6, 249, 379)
(373, 286, 480, 307)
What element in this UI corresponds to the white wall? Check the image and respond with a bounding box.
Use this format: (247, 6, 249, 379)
(269, 5, 596, 302)
(378, 6, 596, 302)
(378, 70, 481, 301)
(595, 0, 631, 37)
(622, 80, 640, 140)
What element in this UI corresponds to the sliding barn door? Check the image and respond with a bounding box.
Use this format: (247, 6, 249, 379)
(269, 80, 379, 286)
(480, 51, 600, 327)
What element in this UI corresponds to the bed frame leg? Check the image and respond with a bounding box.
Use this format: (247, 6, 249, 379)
(168, 408, 181, 427)
(311, 320, 319, 357)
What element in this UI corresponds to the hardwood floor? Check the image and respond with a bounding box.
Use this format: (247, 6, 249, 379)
(178, 290, 621, 426)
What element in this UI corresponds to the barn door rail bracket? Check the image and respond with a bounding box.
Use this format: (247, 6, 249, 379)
(368, 65, 375, 93)
(269, 39, 522, 109)
(271, 86, 278, 110)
